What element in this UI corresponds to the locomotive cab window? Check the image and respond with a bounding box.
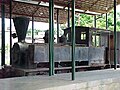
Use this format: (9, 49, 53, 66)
(66, 34, 69, 41)
(92, 35, 100, 47)
(81, 32, 86, 40)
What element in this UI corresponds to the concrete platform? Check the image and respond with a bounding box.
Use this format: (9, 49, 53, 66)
(0, 69, 120, 90)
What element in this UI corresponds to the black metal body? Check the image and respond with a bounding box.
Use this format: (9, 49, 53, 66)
(12, 17, 32, 68)
(13, 17, 30, 42)
(64, 26, 89, 46)
(11, 17, 108, 69)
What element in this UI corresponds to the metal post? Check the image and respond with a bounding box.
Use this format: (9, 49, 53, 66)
(72, 0, 75, 80)
(68, 3, 70, 28)
(106, 13, 108, 30)
(9, 0, 12, 65)
(94, 15, 97, 47)
(106, 13, 111, 66)
(108, 32, 111, 66)
(49, 0, 54, 76)
(32, 15, 34, 44)
(57, 9, 59, 43)
(1, 0, 5, 66)
(52, 0, 54, 75)
(114, 0, 117, 69)
(94, 15, 97, 29)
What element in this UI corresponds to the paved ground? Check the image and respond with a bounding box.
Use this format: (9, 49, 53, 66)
(0, 69, 120, 90)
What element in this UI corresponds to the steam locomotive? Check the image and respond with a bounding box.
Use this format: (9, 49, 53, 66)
(12, 17, 120, 69)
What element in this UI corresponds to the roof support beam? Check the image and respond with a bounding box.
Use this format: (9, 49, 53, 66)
(49, 0, 54, 76)
(114, 0, 117, 69)
(94, 15, 97, 47)
(106, 13, 108, 30)
(9, 0, 12, 65)
(32, 15, 34, 44)
(71, 0, 75, 80)
(57, 9, 59, 43)
(68, 2, 70, 28)
(1, 0, 5, 66)
(32, 2, 41, 16)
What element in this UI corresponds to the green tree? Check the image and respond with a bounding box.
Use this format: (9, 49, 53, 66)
(75, 10, 120, 31)
(60, 11, 120, 32)
(75, 14, 94, 27)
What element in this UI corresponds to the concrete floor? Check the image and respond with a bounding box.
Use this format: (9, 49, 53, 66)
(0, 69, 120, 90)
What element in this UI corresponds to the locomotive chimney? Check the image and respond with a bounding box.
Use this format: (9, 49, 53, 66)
(13, 17, 30, 42)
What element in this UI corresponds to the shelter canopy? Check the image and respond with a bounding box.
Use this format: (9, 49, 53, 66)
(0, 0, 120, 23)
(35, 0, 120, 13)
(0, 0, 69, 23)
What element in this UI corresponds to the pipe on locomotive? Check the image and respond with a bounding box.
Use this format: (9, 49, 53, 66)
(13, 17, 30, 42)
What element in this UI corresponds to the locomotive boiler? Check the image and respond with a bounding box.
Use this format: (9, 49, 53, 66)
(12, 17, 106, 69)
(12, 17, 35, 68)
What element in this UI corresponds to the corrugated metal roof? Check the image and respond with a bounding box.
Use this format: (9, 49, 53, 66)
(0, 0, 120, 23)
(37, 0, 120, 13)
(0, 1, 69, 23)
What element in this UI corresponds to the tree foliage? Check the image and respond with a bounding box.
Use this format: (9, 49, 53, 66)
(75, 10, 120, 31)
(75, 14, 94, 27)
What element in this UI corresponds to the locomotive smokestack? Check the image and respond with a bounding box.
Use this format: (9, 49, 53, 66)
(13, 17, 30, 42)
